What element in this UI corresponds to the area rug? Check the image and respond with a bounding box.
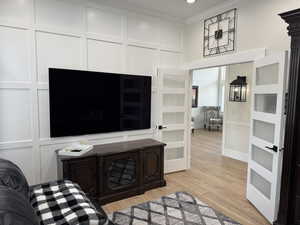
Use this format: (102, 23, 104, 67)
(108, 192, 241, 225)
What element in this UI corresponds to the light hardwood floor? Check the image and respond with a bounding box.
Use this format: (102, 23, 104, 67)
(103, 129, 270, 225)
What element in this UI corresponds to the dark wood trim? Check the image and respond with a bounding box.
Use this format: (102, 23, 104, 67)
(275, 8, 300, 225)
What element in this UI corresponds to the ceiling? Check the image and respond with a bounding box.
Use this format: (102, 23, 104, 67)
(93, 0, 231, 20)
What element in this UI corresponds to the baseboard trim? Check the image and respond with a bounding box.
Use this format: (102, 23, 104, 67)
(223, 148, 248, 163)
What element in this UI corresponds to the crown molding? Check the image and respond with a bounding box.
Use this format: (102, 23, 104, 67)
(279, 8, 300, 37)
(84, 0, 184, 23)
(185, 0, 241, 24)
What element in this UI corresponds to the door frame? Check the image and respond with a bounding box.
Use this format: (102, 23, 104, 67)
(183, 48, 266, 71)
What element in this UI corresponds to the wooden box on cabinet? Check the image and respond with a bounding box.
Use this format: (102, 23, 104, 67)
(57, 139, 166, 204)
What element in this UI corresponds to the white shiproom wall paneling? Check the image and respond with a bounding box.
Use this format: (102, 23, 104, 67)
(0, 0, 184, 184)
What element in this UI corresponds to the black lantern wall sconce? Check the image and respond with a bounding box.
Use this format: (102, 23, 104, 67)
(229, 76, 247, 102)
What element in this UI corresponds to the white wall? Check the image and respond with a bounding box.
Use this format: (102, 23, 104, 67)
(0, 0, 184, 184)
(192, 67, 219, 129)
(223, 62, 253, 162)
(184, 0, 299, 62)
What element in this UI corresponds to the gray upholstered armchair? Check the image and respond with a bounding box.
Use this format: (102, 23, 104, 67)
(203, 106, 223, 131)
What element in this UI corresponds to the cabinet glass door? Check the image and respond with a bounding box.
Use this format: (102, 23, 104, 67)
(104, 152, 138, 194)
(108, 158, 136, 189)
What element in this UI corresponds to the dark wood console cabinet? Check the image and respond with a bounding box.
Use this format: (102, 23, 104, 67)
(57, 139, 166, 204)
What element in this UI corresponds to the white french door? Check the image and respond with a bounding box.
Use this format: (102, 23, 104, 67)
(156, 68, 190, 173)
(246, 52, 288, 223)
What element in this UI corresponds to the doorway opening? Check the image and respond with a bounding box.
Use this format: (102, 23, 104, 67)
(191, 66, 225, 159)
(189, 62, 272, 224)
(191, 62, 253, 162)
(157, 50, 287, 224)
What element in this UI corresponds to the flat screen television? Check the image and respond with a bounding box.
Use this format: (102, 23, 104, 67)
(49, 68, 151, 137)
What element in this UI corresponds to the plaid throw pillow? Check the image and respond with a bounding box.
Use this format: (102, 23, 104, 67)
(30, 180, 109, 225)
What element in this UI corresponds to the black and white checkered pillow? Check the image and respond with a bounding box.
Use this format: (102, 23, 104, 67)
(30, 180, 109, 225)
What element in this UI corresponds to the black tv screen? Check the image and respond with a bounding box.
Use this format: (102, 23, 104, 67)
(49, 68, 151, 137)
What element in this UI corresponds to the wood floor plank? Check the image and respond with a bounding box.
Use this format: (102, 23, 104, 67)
(103, 129, 270, 225)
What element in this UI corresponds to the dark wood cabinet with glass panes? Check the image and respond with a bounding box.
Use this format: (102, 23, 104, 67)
(57, 139, 166, 204)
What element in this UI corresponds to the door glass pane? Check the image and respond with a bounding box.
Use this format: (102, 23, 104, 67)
(252, 145, 273, 172)
(163, 75, 185, 89)
(163, 94, 185, 107)
(166, 147, 184, 160)
(256, 63, 279, 85)
(163, 112, 184, 125)
(162, 130, 184, 142)
(254, 94, 277, 114)
(253, 120, 275, 143)
(250, 169, 271, 199)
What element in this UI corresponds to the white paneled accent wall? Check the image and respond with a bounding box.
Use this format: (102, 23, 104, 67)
(0, 27, 31, 82)
(87, 40, 123, 73)
(0, 89, 32, 143)
(0, 0, 184, 184)
(36, 32, 83, 83)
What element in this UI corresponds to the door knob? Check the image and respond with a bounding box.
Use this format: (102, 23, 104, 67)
(157, 125, 167, 130)
(265, 145, 278, 153)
